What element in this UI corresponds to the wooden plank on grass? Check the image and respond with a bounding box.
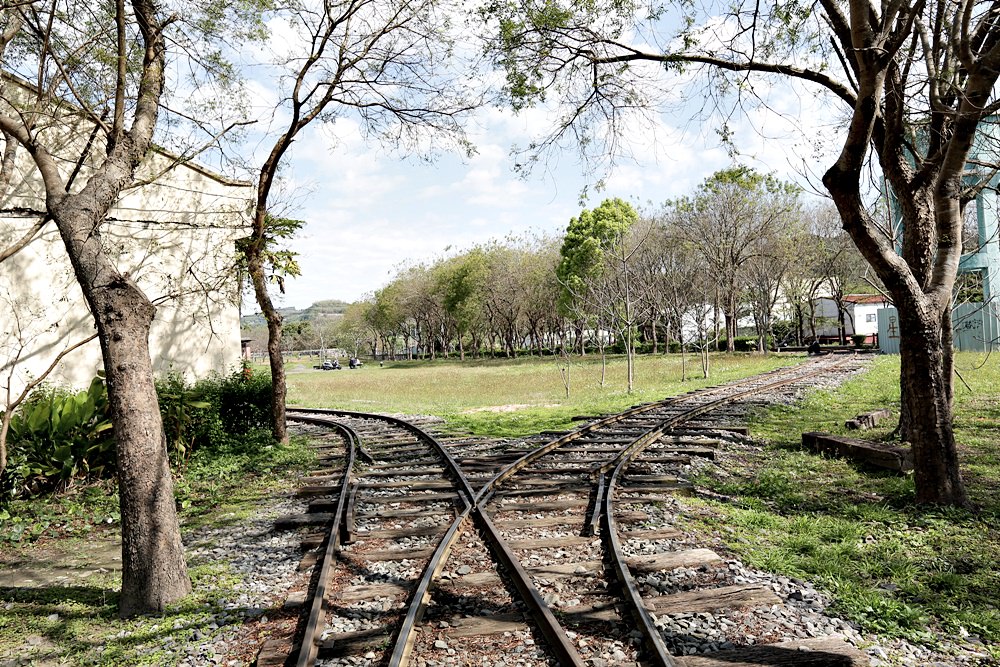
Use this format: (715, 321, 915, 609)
(802, 432, 912, 473)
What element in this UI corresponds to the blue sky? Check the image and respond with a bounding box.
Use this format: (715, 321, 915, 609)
(239, 53, 840, 311)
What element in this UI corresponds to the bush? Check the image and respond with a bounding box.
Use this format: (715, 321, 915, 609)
(157, 364, 273, 460)
(2, 377, 115, 498)
(3, 366, 273, 499)
(668, 341, 682, 353)
(852, 334, 867, 347)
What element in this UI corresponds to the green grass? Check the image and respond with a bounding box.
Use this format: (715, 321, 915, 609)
(285, 352, 802, 436)
(0, 436, 314, 665)
(683, 352, 1000, 653)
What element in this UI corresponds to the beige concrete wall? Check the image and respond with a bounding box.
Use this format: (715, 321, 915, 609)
(1, 135, 253, 408)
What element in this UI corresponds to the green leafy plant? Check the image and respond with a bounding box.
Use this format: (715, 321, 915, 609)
(156, 373, 212, 466)
(3, 377, 114, 497)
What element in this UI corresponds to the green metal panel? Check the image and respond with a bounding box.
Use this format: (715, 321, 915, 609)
(877, 308, 901, 354)
(878, 304, 999, 353)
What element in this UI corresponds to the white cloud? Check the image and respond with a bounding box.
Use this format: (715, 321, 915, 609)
(249, 74, 838, 309)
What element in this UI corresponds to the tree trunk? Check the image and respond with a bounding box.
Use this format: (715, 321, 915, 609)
(246, 246, 287, 443)
(54, 204, 191, 615)
(680, 331, 687, 382)
(96, 286, 192, 616)
(837, 303, 847, 345)
(794, 303, 804, 345)
(724, 310, 736, 352)
(897, 305, 968, 506)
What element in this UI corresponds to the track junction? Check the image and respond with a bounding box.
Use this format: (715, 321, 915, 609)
(258, 354, 872, 667)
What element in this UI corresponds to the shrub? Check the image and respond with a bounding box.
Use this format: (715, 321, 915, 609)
(668, 341, 682, 353)
(852, 334, 867, 347)
(158, 364, 273, 457)
(3, 366, 274, 499)
(156, 372, 213, 465)
(202, 365, 272, 437)
(2, 377, 115, 497)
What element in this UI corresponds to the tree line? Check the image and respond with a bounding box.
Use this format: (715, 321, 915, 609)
(314, 169, 872, 375)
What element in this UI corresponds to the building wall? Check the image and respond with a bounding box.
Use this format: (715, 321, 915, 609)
(813, 298, 889, 338)
(812, 298, 851, 337)
(1, 139, 252, 408)
(852, 304, 883, 335)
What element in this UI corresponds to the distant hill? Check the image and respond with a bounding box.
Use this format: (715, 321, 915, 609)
(241, 299, 351, 328)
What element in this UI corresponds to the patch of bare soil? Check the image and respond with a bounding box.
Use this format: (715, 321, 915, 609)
(0, 534, 121, 589)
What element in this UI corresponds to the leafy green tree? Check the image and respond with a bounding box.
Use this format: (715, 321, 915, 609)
(558, 198, 644, 390)
(336, 300, 376, 358)
(670, 168, 801, 352)
(438, 249, 489, 360)
(369, 283, 409, 358)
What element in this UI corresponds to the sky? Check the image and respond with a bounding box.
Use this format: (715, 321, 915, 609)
(237, 29, 842, 312)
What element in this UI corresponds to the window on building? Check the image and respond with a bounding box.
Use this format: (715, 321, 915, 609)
(866, 313, 877, 323)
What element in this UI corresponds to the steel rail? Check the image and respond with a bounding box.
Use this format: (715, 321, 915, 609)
(599, 463, 678, 666)
(284, 417, 359, 667)
(594, 352, 860, 477)
(475, 354, 845, 507)
(592, 353, 859, 665)
(286, 354, 856, 665)
(389, 495, 474, 666)
(289, 409, 587, 666)
(290, 408, 476, 500)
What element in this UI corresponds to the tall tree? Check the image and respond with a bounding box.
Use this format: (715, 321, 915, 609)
(482, 0, 994, 505)
(437, 249, 489, 360)
(745, 211, 807, 352)
(557, 198, 642, 390)
(0, 0, 191, 615)
(670, 168, 800, 351)
(239, 0, 476, 441)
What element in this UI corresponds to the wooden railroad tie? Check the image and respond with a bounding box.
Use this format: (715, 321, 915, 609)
(673, 634, 867, 666)
(802, 432, 913, 474)
(844, 408, 892, 430)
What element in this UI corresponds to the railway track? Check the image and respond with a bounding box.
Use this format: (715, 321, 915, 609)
(260, 354, 871, 667)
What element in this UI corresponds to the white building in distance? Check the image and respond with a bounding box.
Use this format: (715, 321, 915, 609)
(813, 294, 892, 343)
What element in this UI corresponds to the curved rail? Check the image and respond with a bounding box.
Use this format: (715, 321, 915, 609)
(593, 353, 859, 665)
(288, 353, 858, 665)
(286, 418, 359, 667)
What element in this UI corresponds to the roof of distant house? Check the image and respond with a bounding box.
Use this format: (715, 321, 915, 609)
(843, 294, 892, 304)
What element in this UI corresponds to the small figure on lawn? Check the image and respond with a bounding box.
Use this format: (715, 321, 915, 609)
(808, 339, 822, 356)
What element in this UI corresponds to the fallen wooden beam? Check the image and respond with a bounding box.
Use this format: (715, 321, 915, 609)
(802, 432, 912, 473)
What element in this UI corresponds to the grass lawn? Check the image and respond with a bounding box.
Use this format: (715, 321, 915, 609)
(681, 352, 1000, 657)
(285, 351, 803, 436)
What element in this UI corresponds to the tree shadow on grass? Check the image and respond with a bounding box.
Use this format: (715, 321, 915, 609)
(0, 583, 283, 661)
